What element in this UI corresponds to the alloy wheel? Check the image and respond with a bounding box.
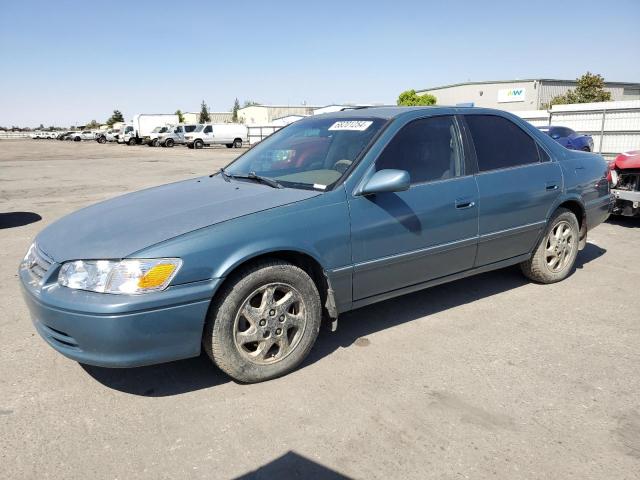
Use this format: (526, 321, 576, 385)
(545, 220, 575, 273)
(233, 283, 307, 365)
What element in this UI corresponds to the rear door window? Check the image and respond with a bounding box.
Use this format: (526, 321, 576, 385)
(465, 115, 540, 172)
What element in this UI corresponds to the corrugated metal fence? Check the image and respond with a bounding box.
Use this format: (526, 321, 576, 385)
(515, 100, 640, 158)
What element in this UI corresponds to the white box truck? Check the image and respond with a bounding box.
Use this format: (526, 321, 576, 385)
(124, 114, 179, 145)
(184, 123, 248, 149)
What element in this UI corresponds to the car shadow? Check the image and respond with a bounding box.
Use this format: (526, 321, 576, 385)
(81, 353, 230, 396)
(0, 212, 42, 229)
(304, 242, 606, 368)
(607, 216, 640, 228)
(234, 451, 351, 479)
(82, 243, 606, 396)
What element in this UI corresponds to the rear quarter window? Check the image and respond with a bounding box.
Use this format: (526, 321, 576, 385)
(466, 115, 540, 171)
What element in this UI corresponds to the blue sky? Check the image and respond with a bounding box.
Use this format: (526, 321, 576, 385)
(1, 0, 639, 127)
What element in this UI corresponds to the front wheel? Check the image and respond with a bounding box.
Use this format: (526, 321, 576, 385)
(164, 138, 174, 148)
(203, 260, 321, 383)
(520, 208, 579, 284)
(127, 137, 136, 146)
(194, 139, 204, 149)
(581, 146, 591, 152)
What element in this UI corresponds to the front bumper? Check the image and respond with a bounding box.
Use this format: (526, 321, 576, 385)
(20, 266, 220, 368)
(611, 188, 640, 203)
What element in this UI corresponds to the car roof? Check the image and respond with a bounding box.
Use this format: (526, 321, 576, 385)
(311, 105, 521, 120)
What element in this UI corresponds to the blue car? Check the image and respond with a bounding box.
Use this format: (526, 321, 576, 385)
(538, 125, 594, 152)
(20, 107, 611, 382)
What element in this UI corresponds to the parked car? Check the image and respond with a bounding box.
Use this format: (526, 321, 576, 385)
(538, 126, 594, 152)
(122, 114, 179, 146)
(56, 131, 73, 140)
(143, 125, 172, 147)
(69, 130, 97, 142)
(185, 123, 247, 149)
(19, 107, 610, 383)
(158, 124, 198, 147)
(96, 129, 120, 143)
(608, 150, 640, 217)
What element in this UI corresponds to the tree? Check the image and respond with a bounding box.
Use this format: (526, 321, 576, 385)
(243, 100, 259, 107)
(175, 109, 185, 123)
(199, 100, 211, 123)
(547, 72, 612, 107)
(397, 89, 437, 106)
(231, 98, 240, 122)
(106, 109, 124, 127)
(85, 119, 100, 129)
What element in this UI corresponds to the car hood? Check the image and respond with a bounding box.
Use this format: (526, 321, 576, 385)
(613, 150, 640, 170)
(36, 175, 320, 262)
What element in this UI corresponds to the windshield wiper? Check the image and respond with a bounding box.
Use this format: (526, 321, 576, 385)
(228, 171, 283, 189)
(218, 167, 231, 182)
(213, 168, 283, 188)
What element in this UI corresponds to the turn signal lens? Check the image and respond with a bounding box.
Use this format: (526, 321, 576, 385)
(138, 263, 177, 289)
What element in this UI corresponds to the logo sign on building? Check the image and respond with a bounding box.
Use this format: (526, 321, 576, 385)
(497, 88, 526, 103)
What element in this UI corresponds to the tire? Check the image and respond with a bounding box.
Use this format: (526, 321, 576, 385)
(128, 137, 136, 146)
(233, 138, 243, 148)
(97, 136, 106, 144)
(194, 139, 204, 149)
(520, 208, 579, 284)
(74, 136, 81, 142)
(581, 146, 591, 152)
(187, 143, 194, 149)
(164, 138, 174, 148)
(203, 259, 322, 383)
(225, 143, 233, 149)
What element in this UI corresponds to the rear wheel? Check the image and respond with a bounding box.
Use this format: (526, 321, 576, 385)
(194, 139, 204, 149)
(225, 143, 233, 149)
(165, 138, 174, 148)
(233, 138, 243, 148)
(97, 136, 106, 144)
(74, 136, 81, 142)
(520, 208, 579, 284)
(203, 260, 321, 383)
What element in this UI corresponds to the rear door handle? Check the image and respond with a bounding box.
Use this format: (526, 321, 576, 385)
(455, 199, 476, 209)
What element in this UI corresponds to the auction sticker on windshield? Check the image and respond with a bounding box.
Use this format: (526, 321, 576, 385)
(328, 121, 373, 131)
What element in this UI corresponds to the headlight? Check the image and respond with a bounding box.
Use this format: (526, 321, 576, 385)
(58, 258, 182, 294)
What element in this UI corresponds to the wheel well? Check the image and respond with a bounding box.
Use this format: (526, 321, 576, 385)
(213, 251, 331, 317)
(557, 200, 585, 228)
(234, 137, 242, 142)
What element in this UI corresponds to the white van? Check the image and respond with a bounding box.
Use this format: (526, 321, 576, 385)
(184, 123, 248, 149)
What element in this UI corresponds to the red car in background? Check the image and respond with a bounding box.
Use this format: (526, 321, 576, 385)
(609, 150, 640, 217)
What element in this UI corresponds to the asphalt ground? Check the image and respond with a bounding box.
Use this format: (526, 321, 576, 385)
(1, 139, 639, 479)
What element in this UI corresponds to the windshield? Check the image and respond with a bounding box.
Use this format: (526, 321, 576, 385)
(225, 117, 386, 189)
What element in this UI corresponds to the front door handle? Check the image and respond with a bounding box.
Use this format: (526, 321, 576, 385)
(545, 182, 559, 191)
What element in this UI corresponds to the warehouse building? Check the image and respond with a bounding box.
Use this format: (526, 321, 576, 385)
(183, 111, 233, 124)
(238, 104, 320, 125)
(416, 79, 640, 111)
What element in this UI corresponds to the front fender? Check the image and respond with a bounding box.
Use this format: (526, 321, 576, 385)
(134, 189, 352, 286)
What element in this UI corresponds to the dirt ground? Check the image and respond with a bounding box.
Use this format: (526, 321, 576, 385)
(1, 139, 639, 479)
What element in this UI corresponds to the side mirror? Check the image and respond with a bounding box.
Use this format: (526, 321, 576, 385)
(360, 169, 410, 195)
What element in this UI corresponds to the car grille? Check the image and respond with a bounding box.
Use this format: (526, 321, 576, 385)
(27, 245, 54, 283)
